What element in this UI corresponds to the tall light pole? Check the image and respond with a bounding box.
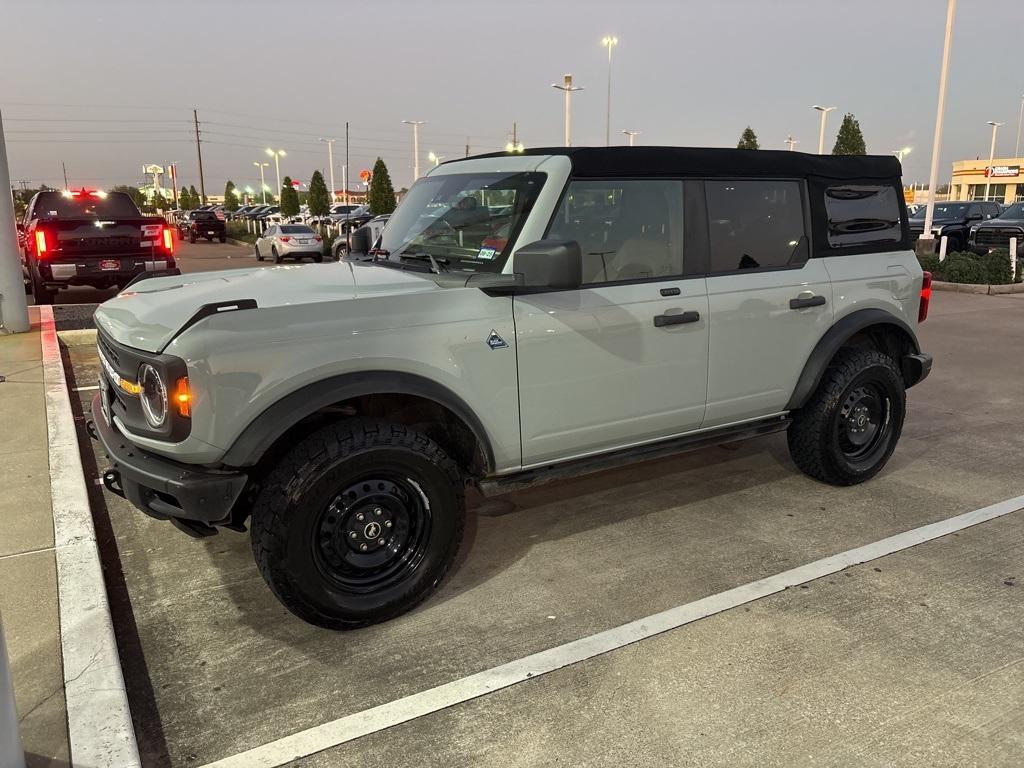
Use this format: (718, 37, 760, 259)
(813, 105, 836, 154)
(621, 130, 640, 146)
(602, 36, 618, 146)
(984, 120, 1004, 201)
(785, 135, 799, 151)
(893, 146, 913, 163)
(253, 161, 269, 204)
(319, 138, 336, 202)
(921, 0, 957, 244)
(427, 152, 445, 167)
(402, 120, 426, 182)
(552, 74, 584, 147)
(1016, 95, 1024, 159)
(265, 148, 286, 195)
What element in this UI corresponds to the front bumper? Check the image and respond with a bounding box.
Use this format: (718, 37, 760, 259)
(89, 393, 248, 536)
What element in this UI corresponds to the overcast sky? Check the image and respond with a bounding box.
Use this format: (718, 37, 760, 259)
(2, 0, 1022, 195)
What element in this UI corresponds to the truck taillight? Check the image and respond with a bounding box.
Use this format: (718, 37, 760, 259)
(34, 230, 49, 257)
(162, 226, 174, 253)
(919, 272, 932, 323)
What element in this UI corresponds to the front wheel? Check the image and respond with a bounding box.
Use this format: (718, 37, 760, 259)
(250, 420, 466, 630)
(788, 348, 906, 486)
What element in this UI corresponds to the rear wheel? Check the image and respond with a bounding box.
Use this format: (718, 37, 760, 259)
(30, 268, 54, 305)
(272, 247, 282, 264)
(219, 233, 227, 243)
(788, 348, 905, 486)
(188, 231, 196, 244)
(250, 420, 465, 629)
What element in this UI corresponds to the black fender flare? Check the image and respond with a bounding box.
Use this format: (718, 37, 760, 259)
(786, 309, 921, 411)
(221, 370, 495, 471)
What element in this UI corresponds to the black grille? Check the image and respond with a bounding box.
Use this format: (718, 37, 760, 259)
(975, 227, 1023, 248)
(97, 330, 121, 369)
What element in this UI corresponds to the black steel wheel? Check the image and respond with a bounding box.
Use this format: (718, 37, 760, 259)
(250, 419, 465, 630)
(788, 348, 906, 485)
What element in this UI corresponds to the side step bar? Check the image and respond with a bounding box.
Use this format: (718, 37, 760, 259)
(478, 415, 791, 497)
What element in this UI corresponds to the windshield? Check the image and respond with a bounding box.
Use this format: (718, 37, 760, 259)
(35, 191, 140, 219)
(280, 225, 314, 234)
(910, 203, 968, 219)
(998, 203, 1024, 218)
(379, 171, 546, 272)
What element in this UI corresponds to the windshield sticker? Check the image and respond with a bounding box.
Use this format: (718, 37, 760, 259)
(476, 246, 498, 260)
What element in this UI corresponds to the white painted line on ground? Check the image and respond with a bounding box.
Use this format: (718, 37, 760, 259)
(39, 305, 141, 767)
(71, 384, 99, 392)
(201, 492, 1024, 768)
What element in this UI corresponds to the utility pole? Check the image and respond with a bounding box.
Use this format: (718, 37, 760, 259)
(169, 162, 178, 208)
(622, 130, 640, 146)
(403, 120, 426, 182)
(785, 135, 798, 151)
(465, 136, 470, 157)
(0, 108, 30, 333)
(552, 74, 583, 147)
(602, 36, 619, 146)
(921, 0, 957, 245)
(345, 121, 350, 205)
(813, 105, 836, 154)
(193, 109, 206, 204)
(1016, 94, 1024, 159)
(62, 162, 68, 190)
(984, 120, 1004, 202)
(320, 138, 336, 202)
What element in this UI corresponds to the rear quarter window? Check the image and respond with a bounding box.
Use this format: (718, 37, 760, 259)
(823, 185, 902, 248)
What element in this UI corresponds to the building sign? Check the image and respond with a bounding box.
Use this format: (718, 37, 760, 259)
(985, 165, 1020, 178)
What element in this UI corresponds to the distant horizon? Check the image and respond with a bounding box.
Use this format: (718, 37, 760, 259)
(3, 0, 1022, 194)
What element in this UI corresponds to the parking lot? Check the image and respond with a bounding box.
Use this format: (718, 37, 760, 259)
(48, 248, 1024, 767)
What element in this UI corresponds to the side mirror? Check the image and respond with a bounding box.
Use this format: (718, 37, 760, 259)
(967, 213, 983, 221)
(349, 226, 372, 254)
(512, 239, 583, 290)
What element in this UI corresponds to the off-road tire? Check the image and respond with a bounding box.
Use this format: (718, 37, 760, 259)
(250, 419, 465, 630)
(219, 233, 227, 243)
(30, 268, 54, 305)
(788, 348, 906, 486)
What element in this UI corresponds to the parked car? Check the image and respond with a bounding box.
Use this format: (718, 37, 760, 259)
(254, 205, 280, 221)
(968, 201, 1024, 255)
(89, 146, 931, 630)
(254, 224, 323, 263)
(908, 200, 1000, 252)
(240, 205, 272, 220)
(180, 210, 227, 243)
(21, 188, 176, 304)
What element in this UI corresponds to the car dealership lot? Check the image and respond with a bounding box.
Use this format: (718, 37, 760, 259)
(58, 281, 1024, 767)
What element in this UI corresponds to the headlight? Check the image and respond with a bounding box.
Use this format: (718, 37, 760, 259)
(138, 364, 168, 428)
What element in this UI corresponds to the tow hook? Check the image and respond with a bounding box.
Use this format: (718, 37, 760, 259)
(102, 468, 125, 499)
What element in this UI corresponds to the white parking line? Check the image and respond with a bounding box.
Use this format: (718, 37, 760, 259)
(71, 384, 99, 392)
(39, 305, 140, 767)
(200, 493, 1024, 768)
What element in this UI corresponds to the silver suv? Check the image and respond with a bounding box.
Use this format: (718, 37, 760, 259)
(89, 147, 932, 629)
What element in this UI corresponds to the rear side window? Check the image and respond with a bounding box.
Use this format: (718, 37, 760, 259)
(706, 180, 806, 272)
(823, 185, 902, 248)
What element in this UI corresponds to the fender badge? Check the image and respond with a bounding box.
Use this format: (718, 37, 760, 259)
(486, 330, 508, 350)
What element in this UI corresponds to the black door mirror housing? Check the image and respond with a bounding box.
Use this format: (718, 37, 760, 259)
(967, 212, 983, 221)
(512, 240, 583, 290)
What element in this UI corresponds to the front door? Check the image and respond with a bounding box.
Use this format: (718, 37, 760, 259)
(514, 178, 709, 467)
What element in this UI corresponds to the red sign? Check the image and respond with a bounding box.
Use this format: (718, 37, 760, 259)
(359, 169, 371, 182)
(985, 165, 1020, 178)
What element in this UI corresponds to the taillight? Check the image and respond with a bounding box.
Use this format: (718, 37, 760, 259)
(918, 271, 932, 323)
(279, 236, 292, 243)
(313, 235, 322, 242)
(162, 226, 174, 254)
(34, 229, 49, 256)
(174, 377, 191, 418)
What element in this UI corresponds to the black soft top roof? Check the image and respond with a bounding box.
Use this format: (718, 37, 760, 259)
(468, 146, 902, 181)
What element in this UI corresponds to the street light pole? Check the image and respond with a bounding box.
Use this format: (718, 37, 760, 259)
(785, 135, 798, 151)
(621, 130, 640, 146)
(402, 120, 426, 182)
(922, 0, 957, 243)
(319, 138, 336, 202)
(984, 120, 1004, 201)
(265, 148, 286, 195)
(0, 107, 30, 333)
(1016, 95, 1024, 159)
(552, 74, 583, 147)
(813, 105, 836, 154)
(253, 161, 268, 204)
(602, 36, 618, 146)
(893, 146, 913, 163)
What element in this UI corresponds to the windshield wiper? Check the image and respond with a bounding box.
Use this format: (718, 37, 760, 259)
(397, 250, 449, 274)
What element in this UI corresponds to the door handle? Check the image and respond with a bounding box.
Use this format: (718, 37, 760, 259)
(654, 310, 700, 327)
(789, 294, 826, 310)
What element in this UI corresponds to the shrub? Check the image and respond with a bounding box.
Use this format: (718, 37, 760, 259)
(226, 222, 258, 245)
(940, 252, 987, 284)
(980, 249, 1013, 285)
(917, 253, 941, 276)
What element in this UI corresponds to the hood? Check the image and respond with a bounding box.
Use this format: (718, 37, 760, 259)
(975, 217, 1024, 228)
(908, 217, 959, 230)
(94, 261, 441, 353)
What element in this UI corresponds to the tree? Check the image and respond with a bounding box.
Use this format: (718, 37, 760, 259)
(111, 185, 146, 209)
(188, 185, 200, 207)
(280, 176, 300, 216)
(307, 170, 331, 217)
(224, 180, 239, 211)
(736, 127, 760, 150)
(367, 157, 396, 215)
(832, 113, 867, 155)
(178, 186, 191, 210)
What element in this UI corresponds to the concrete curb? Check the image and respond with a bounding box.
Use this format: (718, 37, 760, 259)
(932, 280, 1024, 295)
(39, 305, 141, 767)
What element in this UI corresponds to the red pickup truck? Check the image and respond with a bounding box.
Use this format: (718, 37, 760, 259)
(21, 189, 176, 304)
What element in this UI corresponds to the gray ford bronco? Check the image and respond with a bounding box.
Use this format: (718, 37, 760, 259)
(89, 147, 932, 629)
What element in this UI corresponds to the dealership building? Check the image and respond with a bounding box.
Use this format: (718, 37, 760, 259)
(949, 157, 1024, 203)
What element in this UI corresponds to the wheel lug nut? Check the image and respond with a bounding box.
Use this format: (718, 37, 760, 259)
(356, 513, 364, 521)
(384, 520, 392, 528)
(349, 532, 357, 539)
(360, 543, 368, 551)
(377, 538, 386, 545)
(374, 507, 383, 516)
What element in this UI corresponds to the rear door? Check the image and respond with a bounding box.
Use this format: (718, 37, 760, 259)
(702, 179, 833, 427)
(515, 178, 709, 467)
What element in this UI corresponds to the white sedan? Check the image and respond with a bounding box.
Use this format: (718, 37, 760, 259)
(255, 225, 324, 263)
